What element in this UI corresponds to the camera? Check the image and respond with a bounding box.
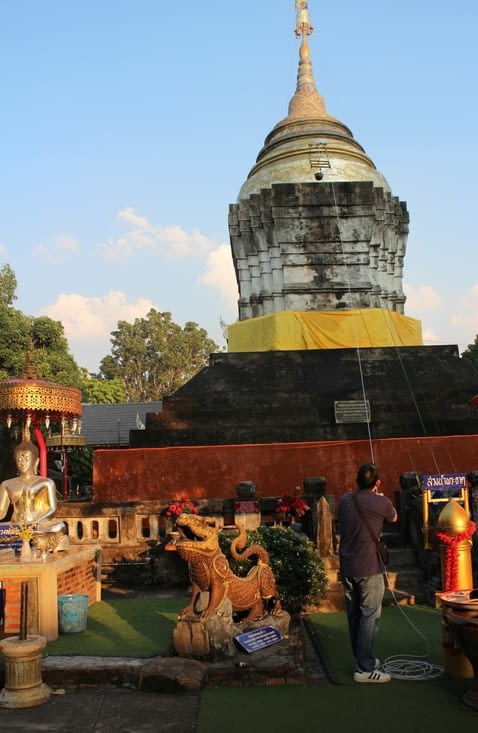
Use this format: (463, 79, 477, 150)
(314, 171, 324, 181)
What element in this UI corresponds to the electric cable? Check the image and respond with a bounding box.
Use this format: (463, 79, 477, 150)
(326, 182, 451, 680)
(330, 181, 375, 463)
(328, 175, 445, 475)
(380, 574, 444, 680)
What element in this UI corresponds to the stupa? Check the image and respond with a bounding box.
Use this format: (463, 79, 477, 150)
(95, 1, 477, 500)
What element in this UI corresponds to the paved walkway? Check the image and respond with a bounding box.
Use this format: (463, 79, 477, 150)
(0, 586, 328, 732)
(0, 687, 199, 732)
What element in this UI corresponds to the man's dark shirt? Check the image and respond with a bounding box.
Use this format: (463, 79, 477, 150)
(338, 490, 396, 577)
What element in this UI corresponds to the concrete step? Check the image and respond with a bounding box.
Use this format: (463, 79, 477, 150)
(386, 545, 418, 569)
(383, 587, 416, 606)
(319, 550, 426, 610)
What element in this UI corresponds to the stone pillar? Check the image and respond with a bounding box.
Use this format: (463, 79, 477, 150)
(0, 635, 50, 708)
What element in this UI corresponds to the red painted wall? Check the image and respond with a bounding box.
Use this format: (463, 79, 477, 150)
(93, 434, 478, 506)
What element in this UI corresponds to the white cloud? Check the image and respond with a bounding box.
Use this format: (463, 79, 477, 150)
(0, 242, 6, 255)
(403, 283, 443, 313)
(404, 281, 478, 352)
(98, 208, 213, 262)
(199, 243, 238, 310)
(42, 290, 157, 341)
(34, 234, 80, 262)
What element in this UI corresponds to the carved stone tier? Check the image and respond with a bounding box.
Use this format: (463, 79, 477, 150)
(229, 181, 408, 320)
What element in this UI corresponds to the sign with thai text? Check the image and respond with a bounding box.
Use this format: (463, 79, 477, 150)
(422, 474, 467, 492)
(334, 400, 371, 424)
(0, 523, 22, 549)
(234, 625, 282, 653)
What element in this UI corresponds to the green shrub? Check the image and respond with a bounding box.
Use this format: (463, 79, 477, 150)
(219, 525, 328, 614)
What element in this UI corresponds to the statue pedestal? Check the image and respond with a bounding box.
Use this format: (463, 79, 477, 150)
(0, 546, 101, 640)
(173, 596, 290, 661)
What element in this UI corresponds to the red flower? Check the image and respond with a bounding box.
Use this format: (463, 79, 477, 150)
(162, 500, 199, 519)
(276, 492, 310, 519)
(435, 521, 476, 591)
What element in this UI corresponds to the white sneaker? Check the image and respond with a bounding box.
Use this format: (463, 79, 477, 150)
(353, 669, 391, 684)
(374, 658, 381, 669)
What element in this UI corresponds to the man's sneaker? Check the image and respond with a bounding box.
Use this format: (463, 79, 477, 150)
(353, 669, 391, 684)
(374, 658, 381, 669)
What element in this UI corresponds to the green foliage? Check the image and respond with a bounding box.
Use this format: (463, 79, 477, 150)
(219, 525, 328, 614)
(31, 317, 82, 387)
(99, 308, 219, 401)
(67, 447, 93, 494)
(0, 264, 17, 307)
(0, 305, 82, 386)
(462, 334, 478, 362)
(81, 376, 125, 404)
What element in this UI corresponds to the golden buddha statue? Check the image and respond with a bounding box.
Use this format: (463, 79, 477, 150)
(0, 440, 69, 552)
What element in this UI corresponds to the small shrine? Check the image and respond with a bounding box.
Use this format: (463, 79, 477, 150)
(0, 351, 100, 641)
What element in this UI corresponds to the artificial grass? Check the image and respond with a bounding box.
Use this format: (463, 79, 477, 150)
(45, 596, 187, 657)
(197, 606, 476, 733)
(309, 603, 444, 684)
(44, 597, 478, 732)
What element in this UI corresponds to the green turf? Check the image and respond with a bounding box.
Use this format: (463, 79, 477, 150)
(45, 597, 186, 657)
(44, 597, 478, 731)
(310, 603, 444, 684)
(197, 606, 477, 733)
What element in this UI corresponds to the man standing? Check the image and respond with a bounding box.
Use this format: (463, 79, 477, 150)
(337, 463, 397, 683)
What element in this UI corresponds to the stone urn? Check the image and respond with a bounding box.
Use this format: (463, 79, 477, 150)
(0, 635, 50, 708)
(443, 600, 478, 710)
(235, 481, 257, 499)
(303, 476, 327, 498)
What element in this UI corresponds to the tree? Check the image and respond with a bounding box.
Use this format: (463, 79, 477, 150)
(0, 263, 82, 386)
(81, 376, 126, 404)
(0, 306, 82, 386)
(99, 309, 219, 401)
(462, 335, 478, 363)
(0, 264, 17, 307)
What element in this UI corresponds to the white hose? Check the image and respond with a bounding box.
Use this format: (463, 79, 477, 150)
(382, 575, 445, 680)
(382, 655, 444, 680)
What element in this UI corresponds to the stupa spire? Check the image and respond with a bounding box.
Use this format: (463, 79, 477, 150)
(289, 1, 327, 118)
(294, 0, 314, 37)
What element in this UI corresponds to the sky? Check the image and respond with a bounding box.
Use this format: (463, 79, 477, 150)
(1, 0, 477, 373)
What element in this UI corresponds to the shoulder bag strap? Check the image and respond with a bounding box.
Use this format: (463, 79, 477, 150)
(351, 493, 381, 549)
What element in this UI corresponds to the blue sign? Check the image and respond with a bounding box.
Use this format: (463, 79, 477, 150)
(234, 625, 282, 653)
(0, 523, 22, 550)
(422, 474, 467, 492)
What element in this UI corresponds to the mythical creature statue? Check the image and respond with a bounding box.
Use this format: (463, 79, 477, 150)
(175, 513, 282, 621)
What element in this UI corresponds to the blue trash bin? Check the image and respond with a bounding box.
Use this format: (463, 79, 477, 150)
(57, 593, 89, 633)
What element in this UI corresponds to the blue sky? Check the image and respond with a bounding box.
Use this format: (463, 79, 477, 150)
(1, 1, 477, 372)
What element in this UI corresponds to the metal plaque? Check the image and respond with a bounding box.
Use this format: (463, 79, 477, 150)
(334, 400, 371, 424)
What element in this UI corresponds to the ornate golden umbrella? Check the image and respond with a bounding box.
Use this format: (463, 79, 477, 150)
(0, 351, 84, 498)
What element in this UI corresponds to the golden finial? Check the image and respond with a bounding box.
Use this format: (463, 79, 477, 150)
(295, 1, 314, 38)
(289, 0, 327, 118)
(21, 325, 38, 380)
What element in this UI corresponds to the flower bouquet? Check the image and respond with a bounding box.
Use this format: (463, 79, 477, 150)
(10, 523, 35, 562)
(276, 491, 310, 521)
(161, 500, 199, 520)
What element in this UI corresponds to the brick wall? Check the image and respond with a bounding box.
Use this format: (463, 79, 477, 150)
(1, 557, 97, 635)
(0, 576, 36, 635)
(57, 557, 97, 601)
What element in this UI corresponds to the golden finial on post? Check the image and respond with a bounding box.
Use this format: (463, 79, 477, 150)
(295, 1, 314, 38)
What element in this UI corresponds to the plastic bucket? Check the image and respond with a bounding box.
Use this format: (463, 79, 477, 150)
(57, 594, 89, 634)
